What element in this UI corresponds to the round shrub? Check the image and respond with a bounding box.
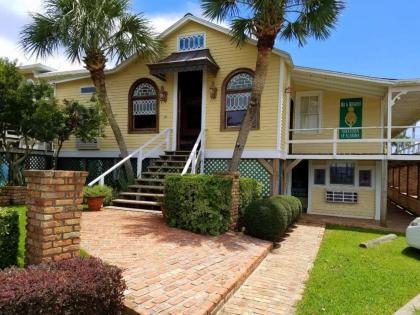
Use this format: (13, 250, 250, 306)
(243, 199, 288, 242)
(276, 195, 303, 222)
(270, 196, 293, 225)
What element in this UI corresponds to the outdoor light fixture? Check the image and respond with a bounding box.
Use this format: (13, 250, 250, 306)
(209, 81, 218, 99)
(285, 86, 293, 94)
(159, 86, 168, 103)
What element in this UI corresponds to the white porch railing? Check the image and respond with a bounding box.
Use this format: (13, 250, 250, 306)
(288, 126, 420, 156)
(88, 128, 171, 186)
(181, 129, 205, 175)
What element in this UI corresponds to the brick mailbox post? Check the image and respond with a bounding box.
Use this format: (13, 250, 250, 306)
(24, 170, 88, 265)
(215, 171, 240, 231)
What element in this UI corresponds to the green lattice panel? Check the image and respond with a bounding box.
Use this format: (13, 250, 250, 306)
(204, 159, 271, 197)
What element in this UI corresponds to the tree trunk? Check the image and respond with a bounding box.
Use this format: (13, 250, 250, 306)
(229, 45, 273, 171)
(89, 68, 135, 182)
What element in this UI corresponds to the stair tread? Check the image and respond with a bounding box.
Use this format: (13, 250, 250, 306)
(129, 185, 164, 190)
(120, 192, 164, 197)
(112, 199, 161, 206)
(137, 178, 165, 182)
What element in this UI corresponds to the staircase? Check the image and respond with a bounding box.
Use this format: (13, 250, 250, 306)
(111, 150, 191, 211)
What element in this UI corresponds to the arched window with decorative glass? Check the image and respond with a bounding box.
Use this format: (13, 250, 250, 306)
(128, 79, 159, 133)
(222, 69, 257, 130)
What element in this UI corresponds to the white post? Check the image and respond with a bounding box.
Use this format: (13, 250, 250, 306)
(166, 129, 171, 151)
(172, 73, 178, 151)
(99, 177, 105, 185)
(137, 149, 143, 178)
(200, 130, 205, 174)
(192, 152, 197, 174)
(387, 88, 392, 158)
(200, 70, 207, 174)
(333, 128, 338, 157)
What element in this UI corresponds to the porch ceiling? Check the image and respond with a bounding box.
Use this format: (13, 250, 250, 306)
(391, 91, 420, 135)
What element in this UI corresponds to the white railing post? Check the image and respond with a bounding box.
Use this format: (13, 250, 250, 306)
(192, 152, 197, 174)
(200, 129, 205, 174)
(166, 129, 171, 151)
(99, 177, 105, 185)
(137, 148, 143, 178)
(333, 128, 338, 157)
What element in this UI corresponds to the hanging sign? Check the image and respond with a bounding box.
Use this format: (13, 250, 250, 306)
(339, 98, 363, 139)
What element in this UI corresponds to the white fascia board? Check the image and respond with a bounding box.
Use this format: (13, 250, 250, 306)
(205, 150, 284, 159)
(59, 150, 162, 158)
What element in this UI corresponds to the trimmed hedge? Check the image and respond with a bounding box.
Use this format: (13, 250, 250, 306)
(239, 177, 263, 211)
(163, 175, 233, 235)
(243, 195, 303, 242)
(0, 208, 19, 269)
(0, 257, 126, 315)
(243, 199, 288, 242)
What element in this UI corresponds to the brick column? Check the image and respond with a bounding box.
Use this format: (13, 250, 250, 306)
(215, 171, 240, 231)
(24, 170, 88, 265)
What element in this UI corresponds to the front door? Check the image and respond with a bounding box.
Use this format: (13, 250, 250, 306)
(291, 160, 309, 212)
(177, 71, 202, 150)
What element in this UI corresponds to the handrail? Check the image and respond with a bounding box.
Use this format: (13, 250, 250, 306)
(88, 128, 171, 186)
(181, 129, 205, 175)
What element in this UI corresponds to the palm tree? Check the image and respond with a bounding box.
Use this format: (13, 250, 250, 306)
(20, 0, 162, 181)
(202, 0, 345, 171)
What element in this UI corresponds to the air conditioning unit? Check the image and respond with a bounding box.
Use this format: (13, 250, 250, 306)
(326, 191, 358, 204)
(76, 138, 100, 150)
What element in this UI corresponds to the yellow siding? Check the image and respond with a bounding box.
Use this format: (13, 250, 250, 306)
(291, 85, 383, 155)
(56, 20, 287, 152)
(309, 160, 377, 219)
(281, 64, 291, 153)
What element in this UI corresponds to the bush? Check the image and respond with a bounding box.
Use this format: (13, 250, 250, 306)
(163, 175, 232, 235)
(270, 196, 294, 225)
(83, 185, 113, 205)
(0, 257, 126, 315)
(274, 195, 303, 221)
(239, 177, 263, 211)
(243, 199, 288, 242)
(0, 208, 19, 269)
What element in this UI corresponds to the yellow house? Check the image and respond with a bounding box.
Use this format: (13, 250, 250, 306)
(22, 14, 420, 222)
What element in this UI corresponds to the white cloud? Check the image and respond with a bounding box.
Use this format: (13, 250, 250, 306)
(0, 37, 83, 71)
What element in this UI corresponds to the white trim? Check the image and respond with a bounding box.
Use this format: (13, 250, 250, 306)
(375, 161, 382, 220)
(176, 32, 206, 52)
(277, 60, 285, 151)
(59, 150, 162, 158)
(172, 72, 178, 150)
(308, 212, 378, 220)
(201, 69, 207, 173)
(358, 165, 375, 190)
(205, 149, 282, 159)
(294, 91, 323, 133)
(285, 73, 292, 155)
(307, 160, 313, 214)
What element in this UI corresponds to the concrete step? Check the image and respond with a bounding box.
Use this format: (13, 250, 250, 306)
(128, 184, 164, 190)
(136, 178, 165, 184)
(119, 192, 164, 198)
(112, 199, 161, 206)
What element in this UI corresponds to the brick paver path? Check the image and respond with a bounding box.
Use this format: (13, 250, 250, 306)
(218, 223, 325, 315)
(81, 209, 271, 315)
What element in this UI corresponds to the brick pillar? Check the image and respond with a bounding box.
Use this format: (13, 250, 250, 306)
(215, 171, 240, 231)
(24, 170, 88, 265)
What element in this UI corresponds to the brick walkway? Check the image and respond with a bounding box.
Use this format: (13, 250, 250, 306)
(218, 223, 325, 315)
(80, 209, 271, 315)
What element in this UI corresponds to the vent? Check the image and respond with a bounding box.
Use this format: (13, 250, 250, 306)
(76, 138, 100, 150)
(326, 191, 358, 204)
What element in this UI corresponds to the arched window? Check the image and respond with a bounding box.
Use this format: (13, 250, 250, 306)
(129, 79, 159, 133)
(222, 69, 257, 130)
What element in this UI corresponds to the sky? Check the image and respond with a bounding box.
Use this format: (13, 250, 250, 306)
(0, 0, 419, 79)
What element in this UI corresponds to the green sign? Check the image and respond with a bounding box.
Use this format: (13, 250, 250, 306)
(339, 98, 363, 139)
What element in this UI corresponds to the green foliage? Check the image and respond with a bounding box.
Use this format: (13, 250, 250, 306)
(296, 226, 420, 315)
(15, 206, 26, 267)
(0, 58, 59, 185)
(243, 198, 288, 242)
(270, 196, 294, 225)
(163, 175, 232, 236)
(83, 185, 113, 204)
(239, 177, 263, 211)
(201, 0, 345, 47)
(0, 207, 19, 269)
(276, 195, 302, 221)
(20, 0, 163, 65)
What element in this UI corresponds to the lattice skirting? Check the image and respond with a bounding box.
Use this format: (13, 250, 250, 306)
(204, 159, 272, 197)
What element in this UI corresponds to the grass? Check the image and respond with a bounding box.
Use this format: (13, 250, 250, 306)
(296, 225, 420, 315)
(7, 206, 89, 267)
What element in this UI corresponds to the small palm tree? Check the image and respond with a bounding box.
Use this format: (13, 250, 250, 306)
(20, 0, 162, 181)
(202, 0, 345, 171)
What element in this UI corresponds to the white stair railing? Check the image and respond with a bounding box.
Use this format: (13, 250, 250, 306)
(88, 128, 171, 186)
(181, 129, 205, 175)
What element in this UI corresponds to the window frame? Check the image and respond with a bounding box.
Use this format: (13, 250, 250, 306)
(220, 68, 259, 131)
(128, 78, 159, 134)
(294, 91, 323, 134)
(80, 86, 96, 94)
(329, 161, 356, 187)
(358, 166, 375, 189)
(313, 168, 326, 186)
(177, 32, 206, 52)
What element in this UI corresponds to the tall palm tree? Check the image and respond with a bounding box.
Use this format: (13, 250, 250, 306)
(202, 0, 345, 171)
(20, 0, 162, 181)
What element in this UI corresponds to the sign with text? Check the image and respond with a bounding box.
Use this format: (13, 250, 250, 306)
(339, 98, 363, 139)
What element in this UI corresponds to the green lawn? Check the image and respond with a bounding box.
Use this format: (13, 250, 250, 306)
(296, 225, 420, 315)
(10, 206, 88, 267)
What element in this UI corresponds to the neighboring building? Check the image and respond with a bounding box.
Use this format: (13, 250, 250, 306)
(24, 14, 420, 222)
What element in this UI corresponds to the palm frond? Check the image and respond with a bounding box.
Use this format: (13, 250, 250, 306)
(201, 0, 241, 22)
(230, 18, 255, 46)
